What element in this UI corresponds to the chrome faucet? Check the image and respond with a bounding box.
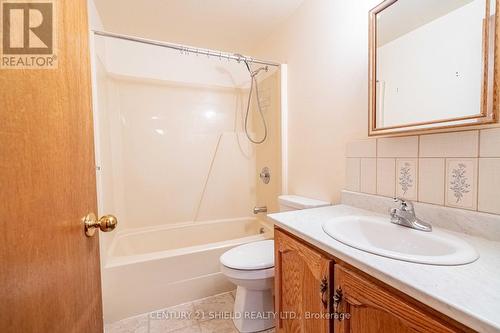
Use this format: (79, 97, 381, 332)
(389, 198, 432, 232)
(253, 206, 268, 214)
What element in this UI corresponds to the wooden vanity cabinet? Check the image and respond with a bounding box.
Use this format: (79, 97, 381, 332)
(274, 228, 333, 333)
(274, 228, 474, 333)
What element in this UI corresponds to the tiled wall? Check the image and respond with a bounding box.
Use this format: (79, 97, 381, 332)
(345, 129, 500, 214)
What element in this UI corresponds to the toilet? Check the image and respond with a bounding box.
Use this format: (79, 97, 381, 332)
(220, 195, 330, 332)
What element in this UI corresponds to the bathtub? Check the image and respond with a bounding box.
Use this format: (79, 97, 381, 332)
(102, 217, 273, 323)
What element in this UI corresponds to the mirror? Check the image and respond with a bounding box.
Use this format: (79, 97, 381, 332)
(369, 0, 498, 135)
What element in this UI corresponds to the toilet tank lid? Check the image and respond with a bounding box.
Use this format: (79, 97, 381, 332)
(278, 195, 330, 209)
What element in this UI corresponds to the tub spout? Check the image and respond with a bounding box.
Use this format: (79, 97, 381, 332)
(253, 206, 268, 214)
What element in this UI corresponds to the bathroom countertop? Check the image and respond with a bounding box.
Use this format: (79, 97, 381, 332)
(268, 204, 500, 333)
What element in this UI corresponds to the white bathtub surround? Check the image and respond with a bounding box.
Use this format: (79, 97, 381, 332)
(105, 292, 277, 333)
(268, 200, 500, 333)
(93, 38, 283, 235)
(102, 218, 272, 323)
(93, 39, 283, 231)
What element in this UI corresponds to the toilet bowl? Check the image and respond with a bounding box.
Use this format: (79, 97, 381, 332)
(220, 240, 275, 333)
(220, 195, 330, 332)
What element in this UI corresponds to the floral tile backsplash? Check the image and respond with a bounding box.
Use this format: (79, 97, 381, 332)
(396, 159, 417, 200)
(445, 159, 477, 210)
(345, 129, 500, 215)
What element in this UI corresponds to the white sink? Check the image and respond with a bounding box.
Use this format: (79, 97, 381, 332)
(322, 215, 479, 265)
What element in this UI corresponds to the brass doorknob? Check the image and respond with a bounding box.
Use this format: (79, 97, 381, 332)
(84, 213, 117, 237)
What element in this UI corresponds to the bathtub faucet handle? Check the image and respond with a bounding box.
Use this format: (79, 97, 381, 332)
(253, 206, 268, 214)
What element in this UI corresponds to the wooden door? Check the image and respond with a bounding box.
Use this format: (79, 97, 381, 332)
(0, 1, 103, 332)
(274, 228, 332, 333)
(333, 265, 474, 333)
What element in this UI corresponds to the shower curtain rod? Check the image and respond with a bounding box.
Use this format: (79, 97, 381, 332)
(92, 30, 280, 67)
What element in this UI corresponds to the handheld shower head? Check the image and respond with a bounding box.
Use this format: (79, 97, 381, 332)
(235, 53, 269, 145)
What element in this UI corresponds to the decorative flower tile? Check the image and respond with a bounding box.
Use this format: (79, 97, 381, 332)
(445, 159, 477, 210)
(396, 159, 417, 200)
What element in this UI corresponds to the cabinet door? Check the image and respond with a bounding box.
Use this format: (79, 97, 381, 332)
(333, 265, 473, 333)
(275, 229, 333, 333)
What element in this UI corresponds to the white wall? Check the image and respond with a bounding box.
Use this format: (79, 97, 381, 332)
(92, 0, 304, 54)
(251, 0, 380, 203)
(377, 0, 484, 127)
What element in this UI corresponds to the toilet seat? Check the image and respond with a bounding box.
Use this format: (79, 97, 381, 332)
(220, 264, 274, 280)
(220, 239, 274, 271)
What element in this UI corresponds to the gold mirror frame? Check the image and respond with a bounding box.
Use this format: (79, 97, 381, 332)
(369, 0, 499, 136)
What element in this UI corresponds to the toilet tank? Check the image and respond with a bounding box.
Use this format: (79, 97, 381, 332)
(278, 195, 330, 212)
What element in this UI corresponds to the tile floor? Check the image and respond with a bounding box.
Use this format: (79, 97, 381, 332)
(105, 291, 276, 333)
